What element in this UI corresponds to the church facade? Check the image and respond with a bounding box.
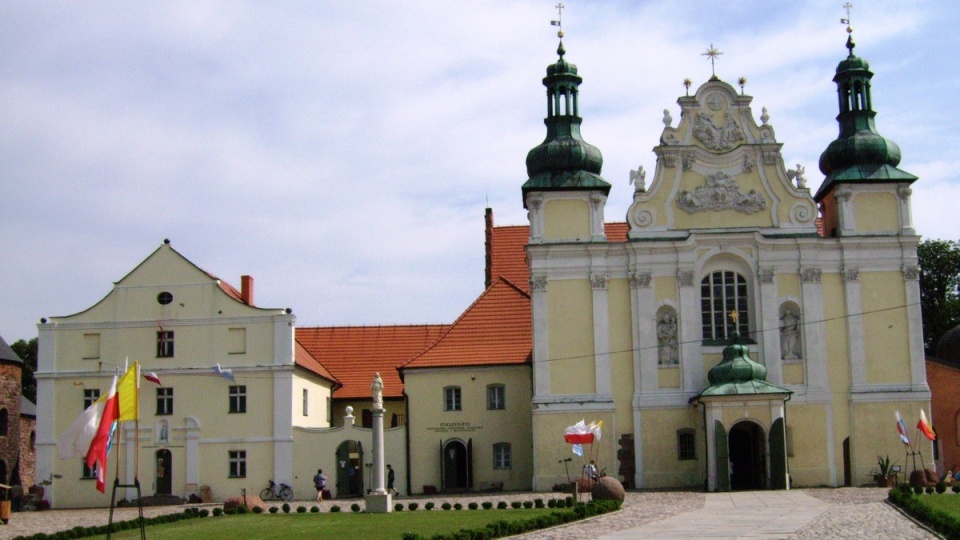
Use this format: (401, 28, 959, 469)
(522, 35, 929, 491)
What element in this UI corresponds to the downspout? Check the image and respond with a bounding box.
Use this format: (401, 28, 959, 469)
(784, 393, 792, 490)
(696, 396, 708, 492)
(403, 388, 411, 496)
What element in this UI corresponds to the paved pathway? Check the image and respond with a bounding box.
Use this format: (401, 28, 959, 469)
(0, 488, 939, 539)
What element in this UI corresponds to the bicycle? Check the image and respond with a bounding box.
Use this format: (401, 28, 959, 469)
(260, 479, 293, 501)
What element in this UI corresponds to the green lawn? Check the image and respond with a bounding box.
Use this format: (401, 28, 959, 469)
(916, 492, 960, 519)
(107, 508, 561, 540)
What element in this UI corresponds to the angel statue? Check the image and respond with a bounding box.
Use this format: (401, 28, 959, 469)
(629, 166, 646, 193)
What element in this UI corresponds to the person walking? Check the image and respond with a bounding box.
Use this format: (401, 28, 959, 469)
(387, 464, 399, 496)
(314, 469, 327, 502)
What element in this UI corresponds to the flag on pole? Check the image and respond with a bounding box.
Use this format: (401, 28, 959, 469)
(143, 371, 162, 386)
(918, 409, 937, 441)
(85, 375, 119, 493)
(895, 411, 910, 446)
(214, 363, 235, 383)
(117, 361, 139, 422)
(564, 420, 595, 444)
(588, 420, 603, 442)
(57, 395, 107, 460)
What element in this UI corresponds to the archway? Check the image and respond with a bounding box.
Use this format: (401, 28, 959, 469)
(155, 449, 172, 495)
(442, 439, 470, 491)
(335, 440, 364, 497)
(729, 421, 766, 490)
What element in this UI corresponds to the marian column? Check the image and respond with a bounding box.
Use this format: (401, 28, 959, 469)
(365, 373, 392, 512)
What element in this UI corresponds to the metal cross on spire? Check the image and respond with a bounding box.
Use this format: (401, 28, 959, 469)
(551, 3, 565, 38)
(841, 2, 853, 33)
(702, 43, 722, 77)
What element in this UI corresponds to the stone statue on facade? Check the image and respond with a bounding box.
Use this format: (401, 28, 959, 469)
(780, 309, 802, 360)
(372, 372, 383, 410)
(630, 165, 646, 193)
(657, 312, 679, 365)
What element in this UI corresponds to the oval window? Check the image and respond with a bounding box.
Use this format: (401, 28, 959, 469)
(157, 292, 173, 305)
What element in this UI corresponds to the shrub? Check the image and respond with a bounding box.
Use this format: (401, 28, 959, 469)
(253, 506, 263, 514)
(915, 485, 925, 495)
(408, 502, 419, 511)
(454, 503, 463, 510)
(395, 503, 405, 511)
(282, 502, 291, 513)
(212, 507, 223, 517)
(954, 485, 960, 494)
(311, 506, 320, 513)
(269, 506, 279, 514)
(511, 501, 522, 509)
(497, 501, 508, 510)
(296, 505, 307, 513)
(351, 503, 362, 513)
(547, 499, 557, 508)
(535, 498, 544, 508)
(927, 486, 936, 494)
(468, 502, 479, 510)
(565, 496, 574, 507)
(425, 502, 435, 510)
(330, 505, 341, 513)
(442, 502, 452, 510)
(523, 500, 533, 509)
(937, 482, 947, 494)
(482, 501, 493, 510)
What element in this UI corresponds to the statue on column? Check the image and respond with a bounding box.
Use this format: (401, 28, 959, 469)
(372, 372, 384, 410)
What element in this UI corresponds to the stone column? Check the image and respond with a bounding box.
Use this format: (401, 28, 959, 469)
(365, 374, 391, 512)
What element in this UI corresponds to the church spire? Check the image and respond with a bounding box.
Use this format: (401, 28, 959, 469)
(522, 29, 609, 203)
(814, 12, 916, 202)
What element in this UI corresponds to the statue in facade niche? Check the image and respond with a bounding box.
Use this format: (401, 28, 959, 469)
(657, 312, 679, 365)
(630, 166, 646, 193)
(780, 309, 802, 360)
(372, 372, 383, 410)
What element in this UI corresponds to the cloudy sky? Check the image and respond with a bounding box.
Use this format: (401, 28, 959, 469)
(2, 1, 958, 343)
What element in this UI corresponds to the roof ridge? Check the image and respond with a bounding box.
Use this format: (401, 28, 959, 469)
(297, 323, 451, 331)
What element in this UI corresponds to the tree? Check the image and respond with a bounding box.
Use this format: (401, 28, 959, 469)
(918, 239, 960, 355)
(11, 338, 37, 403)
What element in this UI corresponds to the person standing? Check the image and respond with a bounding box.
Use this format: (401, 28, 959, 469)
(314, 469, 327, 502)
(387, 464, 399, 496)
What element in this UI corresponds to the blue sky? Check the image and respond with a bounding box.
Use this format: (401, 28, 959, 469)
(1, 1, 958, 342)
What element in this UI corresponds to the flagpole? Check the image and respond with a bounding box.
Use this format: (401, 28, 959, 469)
(135, 362, 140, 486)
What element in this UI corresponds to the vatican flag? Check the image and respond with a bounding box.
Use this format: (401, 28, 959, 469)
(117, 361, 139, 422)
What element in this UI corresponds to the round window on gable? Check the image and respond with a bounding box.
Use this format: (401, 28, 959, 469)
(157, 292, 173, 305)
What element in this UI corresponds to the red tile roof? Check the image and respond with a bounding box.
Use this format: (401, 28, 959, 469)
(294, 340, 341, 389)
(489, 222, 629, 293)
(295, 325, 450, 399)
(400, 278, 531, 372)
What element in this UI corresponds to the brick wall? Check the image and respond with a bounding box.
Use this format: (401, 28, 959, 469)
(19, 416, 36, 488)
(0, 362, 22, 485)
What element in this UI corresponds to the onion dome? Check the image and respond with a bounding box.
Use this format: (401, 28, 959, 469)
(522, 41, 610, 204)
(936, 325, 960, 366)
(815, 35, 917, 201)
(707, 332, 767, 385)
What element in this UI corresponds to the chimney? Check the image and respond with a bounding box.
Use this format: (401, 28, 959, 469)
(484, 208, 493, 289)
(240, 275, 254, 305)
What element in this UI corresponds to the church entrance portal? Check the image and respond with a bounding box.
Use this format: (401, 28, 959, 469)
(441, 439, 471, 491)
(155, 449, 172, 495)
(729, 421, 766, 490)
(335, 440, 364, 497)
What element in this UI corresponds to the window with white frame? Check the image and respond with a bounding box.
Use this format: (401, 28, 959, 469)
(156, 387, 173, 416)
(444, 386, 461, 411)
(82, 461, 98, 480)
(493, 442, 512, 469)
(83, 389, 100, 410)
(229, 385, 247, 413)
(228, 450, 246, 478)
(157, 330, 175, 358)
(487, 384, 505, 410)
(700, 271, 749, 341)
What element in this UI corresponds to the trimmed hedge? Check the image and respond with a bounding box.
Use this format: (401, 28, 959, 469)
(889, 485, 960, 539)
(398, 500, 621, 540)
(12, 507, 210, 540)
(425, 502, 435, 510)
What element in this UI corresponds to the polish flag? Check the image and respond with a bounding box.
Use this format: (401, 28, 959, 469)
(564, 420, 595, 444)
(143, 372, 162, 386)
(85, 375, 119, 493)
(918, 409, 937, 441)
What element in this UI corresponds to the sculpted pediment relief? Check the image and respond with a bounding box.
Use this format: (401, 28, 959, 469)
(676, 172, 766, 215)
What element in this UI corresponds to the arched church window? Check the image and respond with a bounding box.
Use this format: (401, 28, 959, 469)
(700, 271, 749, 341)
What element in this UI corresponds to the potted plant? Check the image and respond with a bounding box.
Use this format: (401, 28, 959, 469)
(871, 455, 898, 488)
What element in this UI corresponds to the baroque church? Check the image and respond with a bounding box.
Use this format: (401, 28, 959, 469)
(35, 28, 932, 506)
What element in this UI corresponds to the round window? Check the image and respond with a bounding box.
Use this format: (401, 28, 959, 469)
(157, 292, 173, 305)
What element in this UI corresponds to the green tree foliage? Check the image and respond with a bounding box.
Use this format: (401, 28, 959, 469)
(11, 337, 37, 403)
(918, 239, 960, 355)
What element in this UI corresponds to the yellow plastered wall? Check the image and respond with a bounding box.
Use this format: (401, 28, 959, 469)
(861, 272, 911, 385)
(783, 363, 805, 385)
(822, 272, 852, 480)
(608, 279, 635, 428)
(548, 280, 595, 394)
(543, 199, 590, 241)
(654, 276, 677, 304)
(659, 367, 681, 388)
(404, 366, 532, 493)
(785, 403, 830, 486)
(640, 408, 702, 488)
(777, 272, 799, 299)
(851, 401, 931, 482)
(291, 373, 333, 428)
(331, 399, 407, 429)
(532, 411, 615, 490)
(854, 192, 900, 233)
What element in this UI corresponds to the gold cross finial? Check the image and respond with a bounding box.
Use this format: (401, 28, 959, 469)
(841, 3, 853, 33)
(702, 43, 722, 77)
(551, 3, 565, 38)
(728, 310, 739, 324)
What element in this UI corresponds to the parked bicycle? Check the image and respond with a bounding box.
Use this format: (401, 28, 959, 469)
(260, 479, 293, 501)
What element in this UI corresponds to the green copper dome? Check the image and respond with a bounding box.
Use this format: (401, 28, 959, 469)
(522, 41, 610, 202)
(815, 36, 916, 201)
(707, 332, 767, 385)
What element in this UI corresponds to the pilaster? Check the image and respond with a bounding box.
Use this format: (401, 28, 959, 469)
(677, 269, 702, 391)
(591, 273, 612, 396)
(842, 266, 866, 387)
(799, 267, 828, 390)
(757, 267, 781, 383)
(530, 276, 550, 397)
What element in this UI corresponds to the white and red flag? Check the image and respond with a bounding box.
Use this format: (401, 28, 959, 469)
(564, 420, 594, 445)
(918, 409, 937, 441)
(85, 375, 119, 493)
(895, 411, 910, 446)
